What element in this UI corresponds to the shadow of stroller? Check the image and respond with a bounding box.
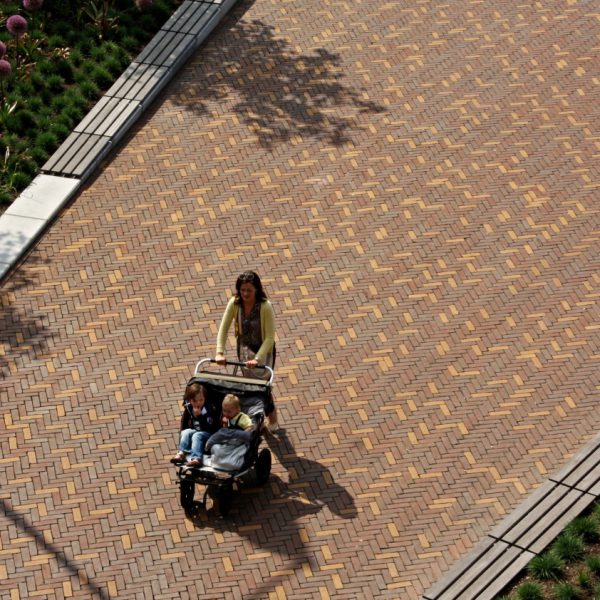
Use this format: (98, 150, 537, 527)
(187, 428, 356, 598)
(188, 428, 356, 525)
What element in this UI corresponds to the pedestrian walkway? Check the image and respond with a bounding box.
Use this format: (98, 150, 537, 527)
(1, 0, 599, 599)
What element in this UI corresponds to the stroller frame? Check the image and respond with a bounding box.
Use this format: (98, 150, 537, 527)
(176, 359, 273, 516)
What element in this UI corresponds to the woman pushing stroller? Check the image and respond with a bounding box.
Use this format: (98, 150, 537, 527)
(214, 271, 279, 432)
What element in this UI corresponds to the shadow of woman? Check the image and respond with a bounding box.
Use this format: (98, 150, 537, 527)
(186, 429, 356, 598)
(265, 428, 357, 520)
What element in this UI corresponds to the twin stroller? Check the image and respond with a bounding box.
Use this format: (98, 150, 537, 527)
(175, 359, 273, 516)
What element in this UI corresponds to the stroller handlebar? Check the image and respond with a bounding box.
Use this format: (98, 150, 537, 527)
(194, 358, 274, 385)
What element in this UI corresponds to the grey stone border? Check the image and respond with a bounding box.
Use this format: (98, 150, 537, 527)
(0, 0, 238, 282)
(423, 430, 600, 600)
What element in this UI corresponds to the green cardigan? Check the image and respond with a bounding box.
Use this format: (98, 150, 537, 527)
(216, 297, 275, 363)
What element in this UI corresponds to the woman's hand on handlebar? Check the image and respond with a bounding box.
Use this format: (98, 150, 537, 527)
(215, 353, 226, 365)
(245, 359, 258, 368)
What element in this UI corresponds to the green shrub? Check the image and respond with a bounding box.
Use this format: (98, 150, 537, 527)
(49, 123, 70, 141)
(20, 36, 44, 64)
(576, 569, 591, 589)
(0, 189, 13, 206)
(0, 134, 17, 153)
(516, 581, 543, 600)
(528, 551, 565, 581)
(38, 88, 53, 106)
(35, 132, 59, 153)
(49, 20, 71, 38)
(14, 79, 35, 98)
(79, 59, 97, 76)
(27, 98, 46, 114)
(102, 57, 123, 77)
(19, 158, 38, 177)
(130, 26, 147, 44)
(90, 45, 109, 61)
(29, 71, 47, 93)
(119, 35, 139, 52)
(90, 65, 113, 89)
(29, 147, 49, 167)
(136, 14, 155, 32)
(586, 555, 600, 576)
(566, 516, 600, 543)
(106, 42, 129, 67)
(36, 59, 56, 77)
(35, 114, 51, 131)
(77, 36, 93, 56)
(63, 105, 84, 126)
(46, 75, 65, 95)
(46, 34, 67, 48)
(51, 95, 69, 113)
(552, 533, 585, 563)
(63, 89, 89, 110)
(553, 582, 582, 600)
(78, 80, 100, 100)
(12, 109, 37, 133)
(69, 48, 84, 68)
(9, 171, 32, 192)
(53, 59, 75, 84)
(0, 0, 182, 206)
(55, 113, 76, 131)
(149, 0, 173, 21)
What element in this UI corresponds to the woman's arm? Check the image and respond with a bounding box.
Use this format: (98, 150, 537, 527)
(215, 297, 237, 362)
(255, 300, 275, 363)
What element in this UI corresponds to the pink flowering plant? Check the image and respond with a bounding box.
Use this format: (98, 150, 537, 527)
(0, 0, 181, 207)
(6, 14, 27, 67)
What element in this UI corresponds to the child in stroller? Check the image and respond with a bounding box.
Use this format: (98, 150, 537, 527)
(221, 394, 253, 430)
(170, 382, 219, 467)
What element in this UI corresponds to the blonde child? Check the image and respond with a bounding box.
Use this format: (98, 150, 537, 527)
(221, 394, 253, 431)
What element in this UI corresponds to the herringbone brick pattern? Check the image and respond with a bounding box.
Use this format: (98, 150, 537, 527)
(1, 0, 600, 598)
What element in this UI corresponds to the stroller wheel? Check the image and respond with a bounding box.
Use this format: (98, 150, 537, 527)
(218, 483, 233, 517)
(180, 479, 195, 513)
(255, 448, 271, 486)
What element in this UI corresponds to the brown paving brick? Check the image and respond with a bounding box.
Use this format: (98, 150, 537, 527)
(1, 0, 600, 598)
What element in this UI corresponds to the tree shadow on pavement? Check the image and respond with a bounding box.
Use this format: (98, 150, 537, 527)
(174, 4, 384, 150)
(0, 255, 51, 378)
(187, 429, 356, 599)
(0, 499, 110, 599)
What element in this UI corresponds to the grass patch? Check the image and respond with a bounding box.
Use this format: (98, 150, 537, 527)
(0, 0, 183, 208)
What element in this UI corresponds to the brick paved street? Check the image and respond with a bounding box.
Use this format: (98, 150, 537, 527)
(1, 0, 599, 598)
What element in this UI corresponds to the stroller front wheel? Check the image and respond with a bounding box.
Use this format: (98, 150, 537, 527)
(218, 483, 234, 517)
(180, 479, 195, 513)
